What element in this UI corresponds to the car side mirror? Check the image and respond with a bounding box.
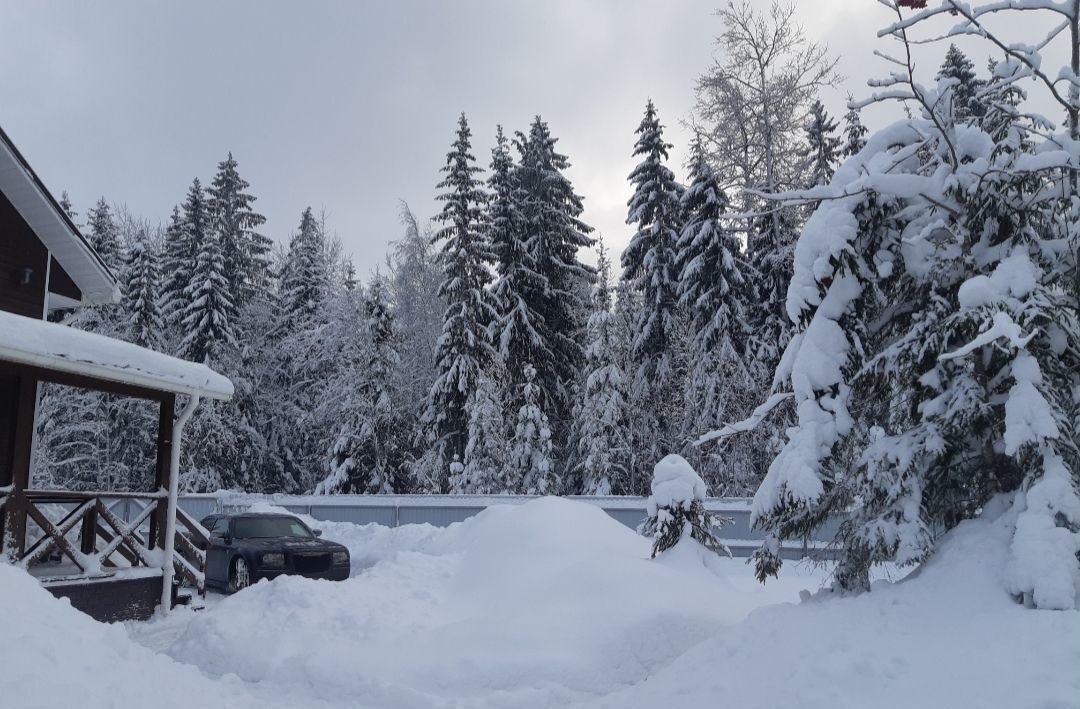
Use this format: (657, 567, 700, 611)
(223, 532, 232, 546)
(313, 529, 322, 537)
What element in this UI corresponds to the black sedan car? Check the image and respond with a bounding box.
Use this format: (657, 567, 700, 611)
(199, 512, 350, 592)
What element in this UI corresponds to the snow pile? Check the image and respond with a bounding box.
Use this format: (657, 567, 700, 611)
(160, 498, 813, 707)
(0, 563, 300, 709)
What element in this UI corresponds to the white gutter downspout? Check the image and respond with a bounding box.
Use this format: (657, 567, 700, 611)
(160, 394, 201, 614)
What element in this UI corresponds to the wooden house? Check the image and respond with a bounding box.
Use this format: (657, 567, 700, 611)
(0, 125, 233, 621)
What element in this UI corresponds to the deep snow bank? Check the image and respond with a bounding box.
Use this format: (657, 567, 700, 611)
(589, 502, 1080, 709)
(0, 563, 308, 709)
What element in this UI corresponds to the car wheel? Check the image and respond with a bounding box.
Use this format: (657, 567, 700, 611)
(229, 557, 251, 593)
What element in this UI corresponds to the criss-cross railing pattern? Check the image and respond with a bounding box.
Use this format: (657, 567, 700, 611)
(6, 490, 209, 594)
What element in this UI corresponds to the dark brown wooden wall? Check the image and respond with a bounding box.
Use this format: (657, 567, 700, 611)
(0, 190, 50, 317)
(47, 574, 166, 622)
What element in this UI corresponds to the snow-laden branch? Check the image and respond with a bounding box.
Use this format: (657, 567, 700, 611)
(694, 392, 793, 446)
(939, 311, 1036, 360)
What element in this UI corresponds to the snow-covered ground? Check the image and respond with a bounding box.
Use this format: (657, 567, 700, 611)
(2, 497, 1077, 708)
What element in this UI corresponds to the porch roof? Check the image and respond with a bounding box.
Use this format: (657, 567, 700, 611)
(0, 310, 233, 399)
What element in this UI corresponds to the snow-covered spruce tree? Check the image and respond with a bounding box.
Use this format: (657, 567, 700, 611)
(455, 372, 511, 494)
(489, 121, 548, 459)
(621, 100, 685, 467)
(676, 139, 756, 493)
(935, 43, 983, 123)
(746, 0, 1080, 609)
(207, 152, 270, 310)
(486, 125, 520, 282)
(571, 238, 631, 495)
(500, 117, 595, 470)
(640, 454, 732, 558)
(842, 100, 869, 158)
(802, 100, 842, 188)
(745, 205, 801, 379)
(253, 209, 335, 493)
(59, 190, 78, 223)
(422, 113, 500, 487)
(121, 226, 163, 349)
(178, 178, 236, 363)
(85, 197, 121, 270)
(159, 205, 193, 327)
(611, 277, 649, 493)
(278, 206, 328, 330)
(508, 364, 555, 495)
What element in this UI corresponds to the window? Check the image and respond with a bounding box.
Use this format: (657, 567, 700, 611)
(232, 516, 313, 539)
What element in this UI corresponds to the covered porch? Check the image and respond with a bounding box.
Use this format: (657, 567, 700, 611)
(0, 309, 233, 621)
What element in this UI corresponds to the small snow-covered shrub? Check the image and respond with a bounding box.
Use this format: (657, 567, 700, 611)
(640, 454, 732, 558)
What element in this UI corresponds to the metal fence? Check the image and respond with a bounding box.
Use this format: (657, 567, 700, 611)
(152, 493, 844, 561)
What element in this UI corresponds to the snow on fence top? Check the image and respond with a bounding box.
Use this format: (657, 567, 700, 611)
(0, 310, 233, 399)
(212, 491, 754, 512)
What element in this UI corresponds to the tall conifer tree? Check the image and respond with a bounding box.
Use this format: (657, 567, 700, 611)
(498, 117, 594, 455)
(59, 191, 78, 223)
(86, 197, 121, 270)
(572, 239, 631, 494)
(936, 44, 983, 122)
(423, 113, 499, 478)
(178, 178, 235, 363)
(842, 101, 869, 158)
(279, 207, 328, 328)
(676, 139, 755, 489)
(208, 153, 270, 309)
(122, 232, 164, 349)
(161, 205, 194, 326)
(803, 100, 842, 187)
(621, 100, 684, 463)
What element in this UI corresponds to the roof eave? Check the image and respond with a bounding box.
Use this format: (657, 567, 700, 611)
(0, 125, 118, 303)
(0, 343, 233, 401)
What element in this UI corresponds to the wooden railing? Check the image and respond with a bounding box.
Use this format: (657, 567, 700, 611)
(6, 489, 208, 595)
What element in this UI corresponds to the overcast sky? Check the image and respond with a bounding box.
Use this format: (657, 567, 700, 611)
(1, 1, 1066, 278)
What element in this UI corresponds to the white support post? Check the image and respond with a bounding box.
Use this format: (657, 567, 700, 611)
(160, 394, 200, 614)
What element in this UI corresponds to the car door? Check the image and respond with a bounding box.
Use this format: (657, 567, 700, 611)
(204, 517, 231, 586)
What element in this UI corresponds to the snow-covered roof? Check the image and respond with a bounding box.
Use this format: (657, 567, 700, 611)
(0, 125, 118, 305)
(0, 310, 233, 399)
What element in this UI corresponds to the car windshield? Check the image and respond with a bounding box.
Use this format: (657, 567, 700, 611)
(232, 517, 313, 539)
